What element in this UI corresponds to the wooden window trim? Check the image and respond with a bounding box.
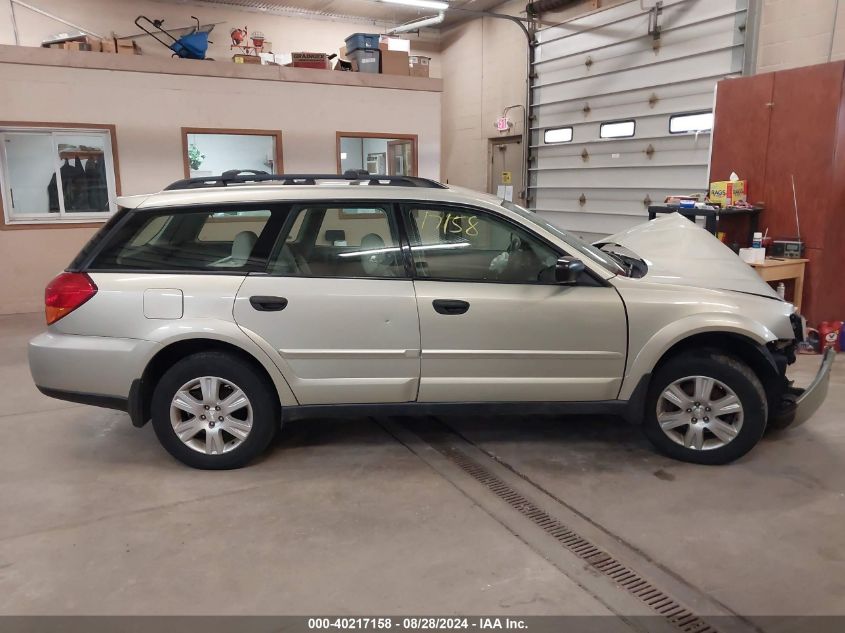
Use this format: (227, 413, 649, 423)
(0, 121, 121, 231)
(335, 131, 419, 177)
(181, 127, 285, 178)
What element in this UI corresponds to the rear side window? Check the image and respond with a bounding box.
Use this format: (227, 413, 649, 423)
(269, 205, 405, 278)
(88, 206, 277, 271)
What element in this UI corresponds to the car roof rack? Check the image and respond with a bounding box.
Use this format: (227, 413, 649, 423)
(164, 169, 448, 191)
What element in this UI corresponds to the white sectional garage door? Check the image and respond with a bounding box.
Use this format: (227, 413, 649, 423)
(529, 0, 750, 238)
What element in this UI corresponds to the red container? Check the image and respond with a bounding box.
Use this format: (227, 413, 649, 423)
(818, 321, 843, 352)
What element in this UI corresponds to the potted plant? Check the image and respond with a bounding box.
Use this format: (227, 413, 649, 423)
(188, 143, 206, 171)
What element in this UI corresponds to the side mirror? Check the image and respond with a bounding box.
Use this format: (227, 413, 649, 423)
(555, 256, 586, 285)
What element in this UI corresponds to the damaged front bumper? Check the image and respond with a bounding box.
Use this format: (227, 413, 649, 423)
(771, 347, 835, 429)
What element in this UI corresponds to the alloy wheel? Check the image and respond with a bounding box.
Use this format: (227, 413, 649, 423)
(169, 376, 253, 455)
(656, 375, 744, 451)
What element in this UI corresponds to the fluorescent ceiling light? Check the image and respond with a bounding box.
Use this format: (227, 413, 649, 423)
(377, 0, 450, 11)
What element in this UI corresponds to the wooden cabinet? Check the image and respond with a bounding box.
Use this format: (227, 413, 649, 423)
(710, 61, 845, 324)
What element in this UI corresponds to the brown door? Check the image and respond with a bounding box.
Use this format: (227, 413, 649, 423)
(387, 140, 415, 176)
(488, 137, 524, 205)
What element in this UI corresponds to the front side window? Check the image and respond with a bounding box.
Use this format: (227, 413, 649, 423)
(404, 205, 559, 283)
(89, 207, 274, 271)
(1, 126, 118, 225)
(269, 205, 405, 278)
(502, 201, 627, 276)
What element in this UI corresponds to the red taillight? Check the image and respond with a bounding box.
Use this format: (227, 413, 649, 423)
(45, 272, 97, 325)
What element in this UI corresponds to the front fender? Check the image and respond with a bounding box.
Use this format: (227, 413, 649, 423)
(619, 313, 777, 400)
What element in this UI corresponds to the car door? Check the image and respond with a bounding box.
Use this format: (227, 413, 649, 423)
(402, 203, 627, 403)
(234, 202, 421, 405)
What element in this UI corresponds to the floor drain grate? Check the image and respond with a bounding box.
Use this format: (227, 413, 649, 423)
(437, 443, 717, 633)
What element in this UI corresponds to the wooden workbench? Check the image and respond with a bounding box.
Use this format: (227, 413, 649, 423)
(750, 258, 809, 311)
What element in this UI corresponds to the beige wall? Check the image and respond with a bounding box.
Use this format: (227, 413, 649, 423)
(438, 0, 845, 197)
(439, 0, 628, 195)
(0, 59, 441, 314)
(756, 0, 845, 73)
(0, 0, 441, 76)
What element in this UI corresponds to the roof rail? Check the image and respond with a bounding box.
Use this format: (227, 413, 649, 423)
(163, 169, 448, 191)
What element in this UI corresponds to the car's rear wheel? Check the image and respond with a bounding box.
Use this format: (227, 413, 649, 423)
(642, 352, 767, 465)
(151, 352, 277, 469)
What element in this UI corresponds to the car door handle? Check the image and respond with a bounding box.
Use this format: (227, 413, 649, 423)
(432, 299, 470, 315)
(249, 295, 288, 311)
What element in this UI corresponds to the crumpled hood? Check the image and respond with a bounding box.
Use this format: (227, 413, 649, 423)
(598, 213, 779, 298)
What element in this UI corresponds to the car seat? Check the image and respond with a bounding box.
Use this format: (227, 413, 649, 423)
(360, 233, 397, 277)
(211, 230, 257, 267)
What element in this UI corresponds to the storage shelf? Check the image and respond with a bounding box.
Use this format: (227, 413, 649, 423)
(0, 44, 442, 93)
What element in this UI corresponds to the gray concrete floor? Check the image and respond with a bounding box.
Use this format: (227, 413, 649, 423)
(1, 312, 843, 618)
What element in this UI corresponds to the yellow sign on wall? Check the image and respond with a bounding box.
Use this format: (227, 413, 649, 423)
(501, 171, 512, 185)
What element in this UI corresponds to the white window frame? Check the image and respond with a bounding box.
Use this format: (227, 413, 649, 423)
(0, 125, 118, 226)
(599, 120, 636, 139)
(544, 127, 574, 144)
(669, 111, 714, 135)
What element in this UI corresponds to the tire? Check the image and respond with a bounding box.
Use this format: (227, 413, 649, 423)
(642, 351, 767, 465)
(151, 351, 278, 469)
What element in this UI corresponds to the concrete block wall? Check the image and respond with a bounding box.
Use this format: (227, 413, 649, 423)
(757, 0, 845, 73)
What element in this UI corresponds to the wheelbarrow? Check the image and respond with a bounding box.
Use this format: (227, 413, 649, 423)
(134, 15, 213, 60)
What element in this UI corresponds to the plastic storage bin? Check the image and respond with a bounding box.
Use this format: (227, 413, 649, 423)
(345, 33, 380, 53)
(349, 49, 380, 73)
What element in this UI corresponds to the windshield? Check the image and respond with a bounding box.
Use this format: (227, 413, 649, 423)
(501, 201, 627, 276)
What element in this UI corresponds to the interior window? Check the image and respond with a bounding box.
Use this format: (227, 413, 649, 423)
(90, 207, 273, 271)
(338, 134, 417, 176)
(1, 127, 118, 225)
(270, 205, 405, 278)
(183, 130, 282, 177)
(404, 206, 559, 283)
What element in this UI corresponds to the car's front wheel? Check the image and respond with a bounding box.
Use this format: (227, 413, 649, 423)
(642, 351, 767, 465)
(151, 352, 278, 469)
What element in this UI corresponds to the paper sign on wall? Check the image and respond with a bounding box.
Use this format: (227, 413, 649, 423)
(501, 171, 512, 185)
(496, 185, 514, 202)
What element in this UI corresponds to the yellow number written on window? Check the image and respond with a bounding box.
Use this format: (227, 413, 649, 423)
(420, 211, 479, 237)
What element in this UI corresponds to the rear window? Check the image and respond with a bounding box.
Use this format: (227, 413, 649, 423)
(88, 206, 277, 271)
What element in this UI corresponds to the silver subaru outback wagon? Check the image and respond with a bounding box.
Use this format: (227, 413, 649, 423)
(29, 171, 833, 469)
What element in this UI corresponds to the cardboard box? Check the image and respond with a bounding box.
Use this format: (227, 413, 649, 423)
(378, 36, 410, 52)
(709, 179, 747, 207)
(233, 53, 262, 64)
(409, 55, 430, 77)
(380, 49, 409, 76)
(51, 35, 102, 52)
(84, 35, 103, 51)
(116, 40, 141, 55)
(101, 38, 117, 53)
(288, 52, 332, 69)
(65, 41, 93, 52)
